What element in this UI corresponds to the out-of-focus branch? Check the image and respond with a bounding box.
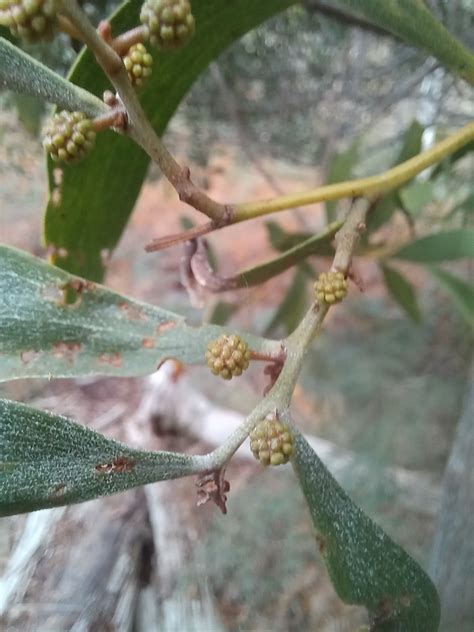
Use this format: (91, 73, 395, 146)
(305, 0, 401, 41)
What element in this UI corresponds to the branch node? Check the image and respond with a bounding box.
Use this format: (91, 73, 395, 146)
(103, 90, 118, 107)
(97, 19, 112, 43)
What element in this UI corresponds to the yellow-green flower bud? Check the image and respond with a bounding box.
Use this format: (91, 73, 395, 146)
(140, 0, 195, 51)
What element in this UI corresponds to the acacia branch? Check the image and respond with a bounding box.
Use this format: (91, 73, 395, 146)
(232, 120, 474, 223)
(195, 200, 369, 471)
(58, 0, 230, 225)
(145, 119, 474, 251)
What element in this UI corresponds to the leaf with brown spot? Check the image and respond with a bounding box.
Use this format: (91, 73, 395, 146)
(141, 337, 155, 349)
(53, 342, 81, 362)
(156, 320, 177, 334)
(95, 456, 135, 474)
(0, 246, 277, 381)
(292, 431, 440, 630)
(98, 352, 122, 368)
(0, 398, 200, 516)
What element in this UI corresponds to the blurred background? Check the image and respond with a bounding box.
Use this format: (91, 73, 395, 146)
(1, 1, 473, 630)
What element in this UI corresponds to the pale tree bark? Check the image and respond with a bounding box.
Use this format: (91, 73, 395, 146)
(430, 362, 474, 632)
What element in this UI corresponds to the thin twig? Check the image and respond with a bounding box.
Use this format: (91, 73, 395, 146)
(58, 0, 230, 224)
(111, 26, 149, 56)
(145, 221, 217, 252)
(57, 14, 84, 41)
(185, 221, 341, 292)
(91, 106, 126, 132)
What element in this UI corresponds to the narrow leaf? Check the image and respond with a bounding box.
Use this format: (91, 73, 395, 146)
(431, 140, 474, 179)
(399, 181, 434, 215)
(44, 0, 296, 281)
(265, 267, 308, 335)
(396, 120, 424, 165)
(292, 431, 440, 630)
(368, 192, 398, 233)
(368, 121, 424, 232)
(430, 267, 474, 329)
(448, 192, 474, 218)
(393, 229, 474, 262)
(0, 37, 107, 118)
(0, 398, 198, 516)
(334, 0, 474, 84)
(266, 221, 313, 252)
(381, 264, 421, 323)
(207, 301, 238, 326)
(240, 222, 339, 288)
(0, 246, 276, 381)
(325, 142, 359, 221)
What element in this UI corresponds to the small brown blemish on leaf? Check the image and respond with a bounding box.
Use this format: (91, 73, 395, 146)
(58, 279, 96, 307)
(95, 456, 135, 474)
(156, 320, 176, 335)
(99, 352, 122, 367)
(372, 597, 395, 626)
(142, 337, 155, 349)
(314, 532, 327, 555)
(65, 279, 96, 293)
(21, 350, 40, 365)
(119, 302, 147, 321)
(52, 483, 67, 497)
(53, 342, 81, 362)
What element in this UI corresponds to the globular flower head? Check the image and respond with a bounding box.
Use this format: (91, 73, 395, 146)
(140, 0, 195, 51)
(43, 111, 96, 164)
(250, 414, 294, 466)
(0, 0, 58, 42)
(123, 42, 153, 88)
(205, 334, 251, 380)
(314, 270, 348, 305)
